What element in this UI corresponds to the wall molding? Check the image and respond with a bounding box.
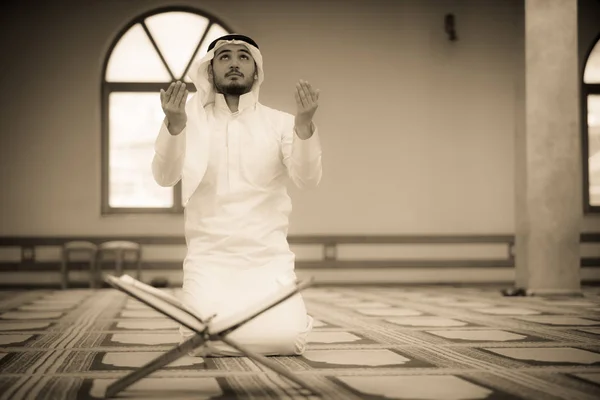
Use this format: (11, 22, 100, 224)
(1, 235, 598, 288)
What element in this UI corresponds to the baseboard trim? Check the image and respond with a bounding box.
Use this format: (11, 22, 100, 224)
(1, 267, 598, 289)
(0, 259, 519, 272)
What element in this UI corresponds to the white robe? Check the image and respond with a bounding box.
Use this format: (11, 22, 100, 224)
(152, 91, 323, 356)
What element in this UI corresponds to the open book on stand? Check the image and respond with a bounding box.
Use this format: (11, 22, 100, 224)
(102, 274, 320, 398)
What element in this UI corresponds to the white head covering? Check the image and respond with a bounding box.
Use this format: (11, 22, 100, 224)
(187, 34, 264, 107)
(181, 34, 264, 206)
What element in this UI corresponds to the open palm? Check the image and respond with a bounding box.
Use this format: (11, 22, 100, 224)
(295, 80, 320, 125)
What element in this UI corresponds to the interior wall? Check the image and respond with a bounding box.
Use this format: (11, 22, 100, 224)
(579, 0, 600, 231)
(0, 0, 597, 237)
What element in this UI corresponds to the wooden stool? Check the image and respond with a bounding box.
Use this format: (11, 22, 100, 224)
(60, 241, 98, 289)
(96, 241, 142, 283)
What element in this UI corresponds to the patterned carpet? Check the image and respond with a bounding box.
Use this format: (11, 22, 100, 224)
(0, 284, 600, 399)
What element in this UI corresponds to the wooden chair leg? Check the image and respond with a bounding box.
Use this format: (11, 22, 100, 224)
(116, 250, 123, 276)
(136, 250, 142, 280)
(89, 250, 97, 289)
(60, 249, 68, 290)
(94, 252, 102, 289)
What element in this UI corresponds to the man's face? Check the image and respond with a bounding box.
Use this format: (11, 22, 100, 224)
(209, 44, 256, 96)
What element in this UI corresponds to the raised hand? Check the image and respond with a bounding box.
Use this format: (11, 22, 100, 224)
(160, 81, 188, 135)
(294, 79, 320, 126)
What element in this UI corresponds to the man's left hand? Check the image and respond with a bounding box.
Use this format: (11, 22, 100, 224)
(294, 80, 320, 136)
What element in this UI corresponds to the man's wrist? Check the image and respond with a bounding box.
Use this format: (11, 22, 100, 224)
(167, 122, 185, 136)
(294, 119, 314, 140)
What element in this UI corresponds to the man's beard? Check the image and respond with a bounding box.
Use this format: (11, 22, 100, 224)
(214, 79, 252, 96)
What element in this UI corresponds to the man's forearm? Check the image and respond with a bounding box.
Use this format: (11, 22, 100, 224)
(152, 119, 186, 187)
(166, 117, 186, 136)
(288, 121, 322, 188)
(294, 119, 315, 140)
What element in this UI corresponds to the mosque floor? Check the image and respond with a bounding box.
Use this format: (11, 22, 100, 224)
(0, 284, 599, 399)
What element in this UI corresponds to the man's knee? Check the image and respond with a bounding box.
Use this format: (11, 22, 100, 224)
(207, 328, 309, 357)
(180, 315, 313, 357)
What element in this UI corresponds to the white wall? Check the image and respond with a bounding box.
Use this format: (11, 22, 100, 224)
(0, 0, 599, 237)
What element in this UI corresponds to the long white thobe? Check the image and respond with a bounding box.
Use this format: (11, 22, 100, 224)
(152, 92, 322, 355)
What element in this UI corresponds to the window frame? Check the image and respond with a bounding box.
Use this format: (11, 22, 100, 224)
(100, 6, 232, 215)
(582, 31, 600, 214)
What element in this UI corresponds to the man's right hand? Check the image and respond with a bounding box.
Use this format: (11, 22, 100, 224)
(161, 81, 189, 135)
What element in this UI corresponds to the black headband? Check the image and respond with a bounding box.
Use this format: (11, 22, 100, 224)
(207, 34, 260, 52)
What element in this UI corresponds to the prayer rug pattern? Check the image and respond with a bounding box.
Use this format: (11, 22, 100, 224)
(1, 285, 600, 399)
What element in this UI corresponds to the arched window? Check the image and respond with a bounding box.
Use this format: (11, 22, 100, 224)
(101, 7, 231, 214)
(583, 33, 600, 213)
